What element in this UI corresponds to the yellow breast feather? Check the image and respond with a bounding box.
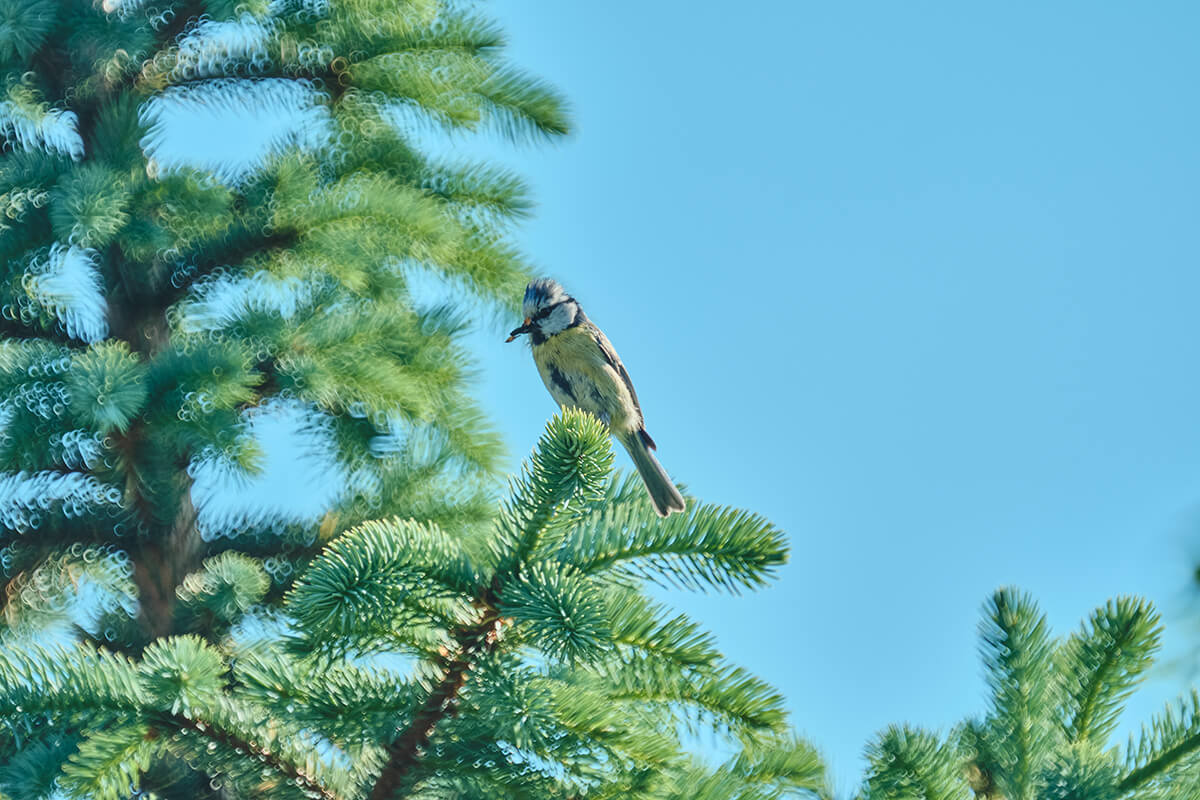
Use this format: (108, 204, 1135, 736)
(532, 326, 638, 433)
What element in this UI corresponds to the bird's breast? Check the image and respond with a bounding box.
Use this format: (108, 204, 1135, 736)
(532, 328, 637, 431)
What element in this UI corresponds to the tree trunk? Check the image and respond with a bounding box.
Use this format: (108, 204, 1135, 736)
(131, 479, 202, 641)
(115, 263, 205, 643)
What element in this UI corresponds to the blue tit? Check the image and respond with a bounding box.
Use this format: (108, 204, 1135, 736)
(506, 278, 686, 517)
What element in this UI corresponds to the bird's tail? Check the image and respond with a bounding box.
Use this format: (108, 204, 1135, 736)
(618, 430, 686, 518)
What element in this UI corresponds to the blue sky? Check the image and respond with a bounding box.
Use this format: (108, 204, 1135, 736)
(457, 0, 1200, 788)
(166, 0, 1200, 791)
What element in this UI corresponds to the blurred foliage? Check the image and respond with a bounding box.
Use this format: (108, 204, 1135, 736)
(857, 591, 1200, 800)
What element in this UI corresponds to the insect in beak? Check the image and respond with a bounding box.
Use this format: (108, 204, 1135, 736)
(505, 317, 533, 343)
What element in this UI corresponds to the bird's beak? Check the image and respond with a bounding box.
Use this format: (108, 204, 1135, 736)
(505, 317, 533, 343)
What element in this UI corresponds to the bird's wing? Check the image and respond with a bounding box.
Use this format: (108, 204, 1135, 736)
(588, 323, 649, 433)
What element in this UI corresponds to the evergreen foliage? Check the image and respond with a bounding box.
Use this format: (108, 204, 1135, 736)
(2, 409, 824, 799)
(858, 589, 1200, 800)
(0, 0, 823, 796)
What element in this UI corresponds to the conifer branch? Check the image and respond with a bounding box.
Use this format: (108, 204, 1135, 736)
(1064, 598, 1159, 743)
(156, 0, 210, 58)
(0, 314, 81, 347)
(1069, 625, 1129, 742)
(170, 229, 300, 305)
(367, 613, 507, 800)
(1117, 730, 1200, 794)
(51, 0, 207, 152)
(1119, 690, 1200, 794)
(864, 726, 968, 800)
(108, 228, 299, 354)
(979, 589, 1055, 800)
(165, 712, 343, 800)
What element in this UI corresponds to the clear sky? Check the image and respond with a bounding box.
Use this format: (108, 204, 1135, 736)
(171, 1, 1200, 791)
(456, 1, 1200, 789)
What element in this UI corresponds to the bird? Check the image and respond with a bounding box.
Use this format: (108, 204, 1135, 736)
(506, 278, 686, 517)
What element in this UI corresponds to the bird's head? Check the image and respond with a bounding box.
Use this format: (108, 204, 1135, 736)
(506, 278, 581, 342)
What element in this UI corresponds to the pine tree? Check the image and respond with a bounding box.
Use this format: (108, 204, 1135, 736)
(2, 409, 826, 799)
(0, 0, 824, 796)
(0, 0, 566, 645)
(859, 589, 1200, 800)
